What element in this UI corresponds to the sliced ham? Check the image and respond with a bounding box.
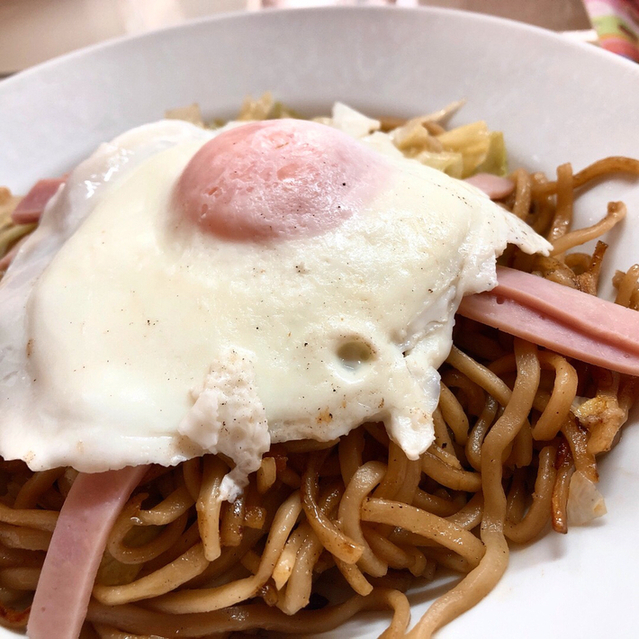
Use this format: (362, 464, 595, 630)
(27, 466, 147, 639)
(459, 266, 639, 376)
(464, 173, 515, 200)
(11, 178, 65, 225)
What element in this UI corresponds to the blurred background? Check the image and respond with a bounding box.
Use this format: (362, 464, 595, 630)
(2, 0, 634, 77)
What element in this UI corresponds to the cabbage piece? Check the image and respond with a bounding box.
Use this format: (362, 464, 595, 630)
(270, 101, 303, 120)
(475, 131, 508, 176)
(164, 103, 204, 127)
(388, 120, 462, 177)
(389, 113, 507, 178)
(391, 119, 441, 153)
(238, 91, 275, 121)
(420, 98, 467, 125)
(436, 121, 492, 178)
(330, 102, 381, 138)
(386, 99, 466, 130)
(412, 150, 465, 178)
(572, 392, 628, 454)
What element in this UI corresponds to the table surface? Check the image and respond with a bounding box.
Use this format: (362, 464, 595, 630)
(0, 0, 593, 76)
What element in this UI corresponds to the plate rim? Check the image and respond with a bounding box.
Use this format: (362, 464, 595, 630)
(2, 5, 639, 94)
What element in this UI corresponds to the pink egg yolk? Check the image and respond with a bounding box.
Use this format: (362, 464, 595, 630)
(175, 118, 390, 240)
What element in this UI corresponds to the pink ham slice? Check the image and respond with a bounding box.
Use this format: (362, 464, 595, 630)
(27, 466, 147, 639)
(458, 266, 639, 376)
(464, 173, 515, 200)
(11, 178, 65, 225)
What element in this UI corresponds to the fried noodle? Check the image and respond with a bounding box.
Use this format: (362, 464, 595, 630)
(0, 109, 638, 638)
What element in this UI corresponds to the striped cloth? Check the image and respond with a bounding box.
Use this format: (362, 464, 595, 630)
(584, 0, 639, 62)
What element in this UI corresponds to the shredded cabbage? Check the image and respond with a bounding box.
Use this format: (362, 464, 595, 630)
(238, 92, 302, 122)
(165, 103, 204, 127)
(165, 94, 509, 181)
(476, 131, 508, 176)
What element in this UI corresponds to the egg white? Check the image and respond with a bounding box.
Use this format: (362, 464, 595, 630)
(0, 113, 550, 498)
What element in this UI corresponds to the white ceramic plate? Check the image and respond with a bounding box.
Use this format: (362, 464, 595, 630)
(1, 6, 638, 639)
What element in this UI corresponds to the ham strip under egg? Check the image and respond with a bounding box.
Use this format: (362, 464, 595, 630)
(458, 266, 639, 375)
(10, 178, 65, 225)
(8, 172, 511, 233)
(27, 466, 148, 639)
(464, 173, 515, 200)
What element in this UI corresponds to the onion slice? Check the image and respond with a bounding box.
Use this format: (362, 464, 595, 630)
(27, 466, 148, 639)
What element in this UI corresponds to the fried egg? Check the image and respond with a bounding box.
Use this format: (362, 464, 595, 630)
(0, 106, 550, 499)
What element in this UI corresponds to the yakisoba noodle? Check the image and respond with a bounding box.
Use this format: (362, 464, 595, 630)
(0, 102, 639, 638)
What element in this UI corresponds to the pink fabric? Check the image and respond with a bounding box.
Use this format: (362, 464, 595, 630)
(175, 119, 389, 241)
(11, 178, 65, 225)
(459, 266, 639, 375)
(584, 0, 639, 64)
(465, 173, 515, 200)
(27, 466, 148, 639)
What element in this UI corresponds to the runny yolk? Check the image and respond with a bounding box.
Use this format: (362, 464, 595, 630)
(175, 118, 389, 241)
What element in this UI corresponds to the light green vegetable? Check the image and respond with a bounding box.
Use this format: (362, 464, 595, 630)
(390, 116, 507, 179)
(476, 131, 508, 177)
(436, 121, 491, 178)
(412, 150, 465, 179)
